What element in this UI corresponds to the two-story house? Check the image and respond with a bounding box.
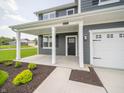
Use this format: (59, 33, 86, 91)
(10, 0, 124, 69)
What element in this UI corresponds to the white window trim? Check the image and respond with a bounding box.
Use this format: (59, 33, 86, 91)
(43, 35, 52, 49)
(98, 0, 120, 6)
(43, 11, 56, 20)
(65, 35, 77, 56)
(66, 8, 75, 16)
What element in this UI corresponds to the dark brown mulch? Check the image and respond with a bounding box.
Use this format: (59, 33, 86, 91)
(69, 67, 103, 87)
(0, 61, 56, 93)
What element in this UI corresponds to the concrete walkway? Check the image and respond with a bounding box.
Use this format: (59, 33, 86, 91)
(34, 67, 106, 93)
(95, 68, 124, 93)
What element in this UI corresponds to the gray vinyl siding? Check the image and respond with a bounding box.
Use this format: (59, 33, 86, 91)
(38, 32, 78, 55)
(83, 21, 124, 64)
(81, 0, 124, 12)
(38, 6, 78, 20)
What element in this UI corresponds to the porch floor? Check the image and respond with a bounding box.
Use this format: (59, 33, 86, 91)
(18, 55, 89, 71)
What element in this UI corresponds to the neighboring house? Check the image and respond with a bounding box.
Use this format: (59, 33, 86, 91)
(9, 41, 16, 46)
(9, 39, 29, 46)
(9, 39, 37, 47)
(28, 40, 37, 47)
(10, 0, 124, 69)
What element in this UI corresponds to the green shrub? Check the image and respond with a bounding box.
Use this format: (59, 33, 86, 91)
(4, 61, 13, 66)
(0, 60, 12, 64)
(0, 70, 9, 86)
(28, 63, 37, 70)
(0, 61, 4, 64)
(14, 62, 22, 68)
(12, 69, 33, 86)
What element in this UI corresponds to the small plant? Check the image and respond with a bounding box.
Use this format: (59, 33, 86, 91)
(28, 63, 37, 70)
(4, 61, 13, 66)
(0, 61, 4, 64)
(0, 70, 9, 86)
(12, 69, 33, 86)
(14, 62, 22, 68)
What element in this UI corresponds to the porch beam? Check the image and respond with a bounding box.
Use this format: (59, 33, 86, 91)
(52, 27, 56, 64)
(78, 22, 84, 67)
(16, 32, 21, 60)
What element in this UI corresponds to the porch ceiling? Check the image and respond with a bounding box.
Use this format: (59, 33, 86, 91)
(19, 24, 79, 35)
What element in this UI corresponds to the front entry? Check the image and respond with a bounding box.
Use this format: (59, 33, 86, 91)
(66, 36, 77, 56)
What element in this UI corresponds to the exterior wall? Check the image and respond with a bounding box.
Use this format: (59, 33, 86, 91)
(83, 21, 124, 64)
(38, 0, 124, 20)
(38, 32, 78, 55)
(56, 6, 78, 17)
(38, 22, 124, 64)
(81, 0, 124, 12)
(38, 6, 78, 20)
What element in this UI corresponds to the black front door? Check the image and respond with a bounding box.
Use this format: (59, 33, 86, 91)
(67, 37, 76, 56)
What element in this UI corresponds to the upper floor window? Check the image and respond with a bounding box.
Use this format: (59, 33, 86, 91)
(43, 11, 56, 20)
(66, 8, 75, 15)
(99, 0, 120, 5)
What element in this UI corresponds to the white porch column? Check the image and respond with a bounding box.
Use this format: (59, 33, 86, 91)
(78, 22, 84, 67)
(16, 32, 21, 60)
(52, 27, 56, 64)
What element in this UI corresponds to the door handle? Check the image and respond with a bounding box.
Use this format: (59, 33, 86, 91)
(93, 40, 101, 41)
(93, 57, 102, 59)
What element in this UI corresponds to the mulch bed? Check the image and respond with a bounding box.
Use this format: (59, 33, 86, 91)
(69, 67, 103, 87)
(0, 61, 56, 93)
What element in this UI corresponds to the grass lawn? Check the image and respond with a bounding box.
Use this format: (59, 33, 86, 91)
(0, 48, 37, 61)
(0, 70, 9, 86)
(0, 45, 32, 49)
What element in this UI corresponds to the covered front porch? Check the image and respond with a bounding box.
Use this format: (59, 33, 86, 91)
(14, 22, 85, 67)
(10, 5, 124, 69)
(19, 54, 89, 70)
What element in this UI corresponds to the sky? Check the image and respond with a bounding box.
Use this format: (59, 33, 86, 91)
(0, 0, 73, 40)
